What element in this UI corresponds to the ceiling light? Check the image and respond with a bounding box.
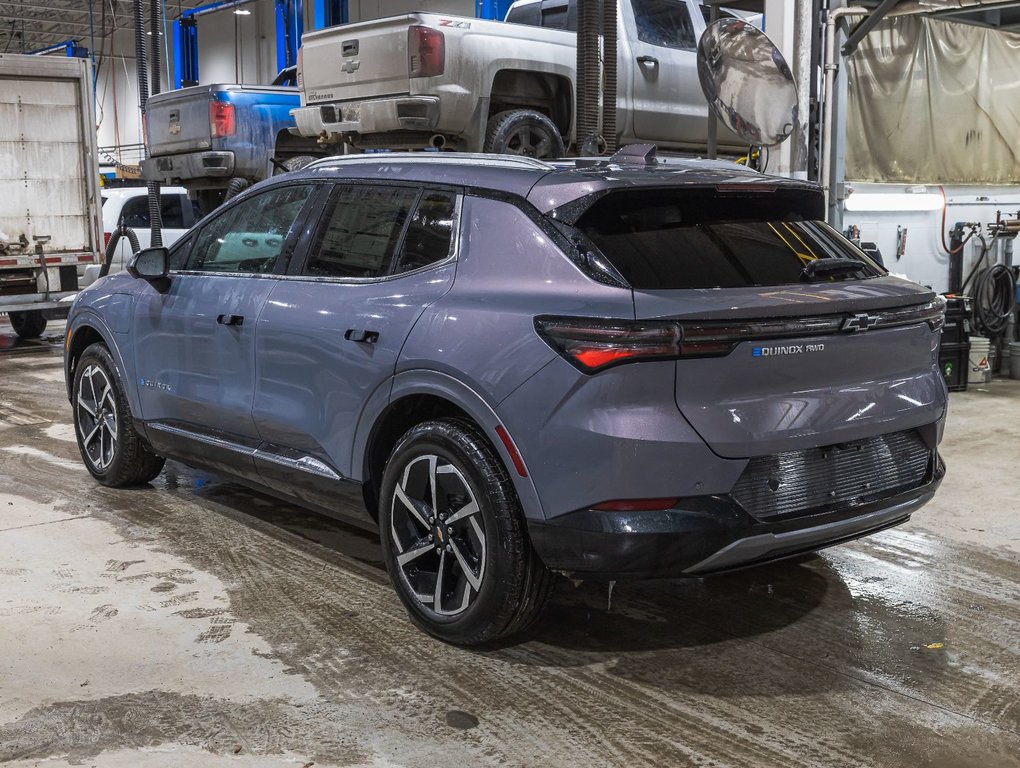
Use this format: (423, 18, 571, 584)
(234, 8, 251, 14)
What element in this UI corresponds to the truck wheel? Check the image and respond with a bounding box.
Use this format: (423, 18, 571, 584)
(73, 342, 165, 487)
(9, 310, 47, 339)
(484, 110, 565, 159)
(379, 417, 554, 645)
(275, 155, 318, 174)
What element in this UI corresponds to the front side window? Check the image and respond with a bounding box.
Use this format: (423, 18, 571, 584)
(632, 0, 697, 51)
(186, 184, 313, 274)
(574, 189, 885, 289)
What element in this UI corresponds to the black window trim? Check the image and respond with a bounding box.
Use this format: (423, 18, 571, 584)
(283, 179, 464, 285)
(170, 179, 324, 278)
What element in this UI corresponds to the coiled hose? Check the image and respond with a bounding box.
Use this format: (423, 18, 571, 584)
(99, 226, 140, 279)
(223, 177, 250, 202)
(601, 0, 618, 154)
(147, 0, 164, 247)
(575, 0, 600, 155)
(961, 235, 1018, 338)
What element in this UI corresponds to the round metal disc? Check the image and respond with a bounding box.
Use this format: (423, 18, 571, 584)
(697, 18, 798, 147)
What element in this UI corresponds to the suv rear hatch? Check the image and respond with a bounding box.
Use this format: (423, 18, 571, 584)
(299, 16, 415, 104)
(571, 187, 946, 459)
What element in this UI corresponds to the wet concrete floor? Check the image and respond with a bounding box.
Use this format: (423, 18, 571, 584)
(0, 320, 1018, 767)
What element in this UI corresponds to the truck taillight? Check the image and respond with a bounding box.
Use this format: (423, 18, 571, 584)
(408, 25, 444, 78)
(209, 100, 236, 138)
(141, 113, 148, 146)
(104, 232, 111, 249)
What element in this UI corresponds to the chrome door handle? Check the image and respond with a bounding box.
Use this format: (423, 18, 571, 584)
(344, 328, 379, 344)
(216, 314, 244, 326)
(637, 55, 659, 66)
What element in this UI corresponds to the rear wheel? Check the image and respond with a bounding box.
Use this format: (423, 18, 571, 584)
(484, 109, 565, 158)
(73, 343, 165, 487)
(9, 310, 47, 339)
(380, 418, 553, 645)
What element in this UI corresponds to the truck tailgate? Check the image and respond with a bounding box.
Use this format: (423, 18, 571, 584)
(0, 74, 90, 255)
(146, 86, 213, 155)
(300, 16, 412, 103)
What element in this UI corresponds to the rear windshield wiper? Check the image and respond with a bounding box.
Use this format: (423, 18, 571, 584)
(802, 258, 866, 280)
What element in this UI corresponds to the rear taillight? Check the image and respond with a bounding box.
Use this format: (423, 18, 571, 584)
(408, 25, 444, 78)
(534, 317, 682, 373)
(104, 231, 111, 249)
(209, 100, 236, 138)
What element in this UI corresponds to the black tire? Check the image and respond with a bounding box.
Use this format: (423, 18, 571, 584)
(379, 417, 554, 645)
(9, 310, 47, 339)
(72, 343, 165, 487)
(483, 109, 565, 159)
(279, 154, 318, 172)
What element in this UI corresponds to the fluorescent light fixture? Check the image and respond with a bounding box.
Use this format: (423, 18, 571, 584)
(844, 192, 944, 212)
(234, 8, 251, 14)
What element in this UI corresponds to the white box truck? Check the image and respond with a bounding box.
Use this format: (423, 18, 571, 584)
(0, 54, 103, 339)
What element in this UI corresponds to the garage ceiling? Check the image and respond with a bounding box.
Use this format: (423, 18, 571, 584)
(0, 0, 207, 54)
(4, 0, 1020, 56)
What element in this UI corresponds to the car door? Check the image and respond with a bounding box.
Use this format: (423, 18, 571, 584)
(251, 183, 460, 517)
(626, 0, 709, 146)
(132, 182, 317, 479)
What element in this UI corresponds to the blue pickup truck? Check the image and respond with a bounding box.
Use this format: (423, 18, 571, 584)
(141, 70, 327, 210)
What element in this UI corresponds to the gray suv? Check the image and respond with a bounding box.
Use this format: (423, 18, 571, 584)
(65, 151, 947, 644)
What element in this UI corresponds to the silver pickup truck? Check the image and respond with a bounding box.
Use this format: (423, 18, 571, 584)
(292, 0, 748, 156)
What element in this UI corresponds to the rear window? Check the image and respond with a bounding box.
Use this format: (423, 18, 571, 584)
(574, 189, 885, 290)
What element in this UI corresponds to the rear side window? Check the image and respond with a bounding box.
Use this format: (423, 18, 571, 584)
(306, 186, 418, 279)
(187, 184, 313, 273)
(304, 186, 457, 279)
(394, 191, 457, 275)
(117, 193, 196, 230)
(633, 0, 697, 51)
(575, 189, 885, 289)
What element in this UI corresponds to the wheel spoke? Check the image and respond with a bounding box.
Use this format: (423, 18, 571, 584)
(87, 368, 99, 408)
(535, 137, 552, 157)
(517, 127, 532, 150)
(82, 421, 101, 448)
(397, 541, 434, 566)
(104, 412, 118, 440)
(394, 483, 430, 529)
(433, 549, 446, 613)
(445, 499, 478, 525)
(450, 540, 482, 592)
(428, 455, 439, 518)
(77, 394, 96, 416)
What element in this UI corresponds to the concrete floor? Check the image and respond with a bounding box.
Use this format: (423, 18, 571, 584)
(1, 318, 1018, 768)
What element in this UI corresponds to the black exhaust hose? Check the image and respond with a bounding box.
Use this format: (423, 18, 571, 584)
(576, 0, 600, 155)
(147, 0, 164, 247)
(601, 0, 618, 153)
(223, 177, 250, 202)
(99, 226, 141, 279)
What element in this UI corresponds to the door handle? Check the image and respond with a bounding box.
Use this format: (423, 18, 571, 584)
(216, 314, 244, 326)
(344, 328, 379, 344)
(637, 55, 659, 66)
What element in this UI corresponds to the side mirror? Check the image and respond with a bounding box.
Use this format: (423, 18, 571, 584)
(127, 247, 169, 282)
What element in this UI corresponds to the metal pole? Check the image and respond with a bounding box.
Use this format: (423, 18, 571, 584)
(706, 3, 718, 160)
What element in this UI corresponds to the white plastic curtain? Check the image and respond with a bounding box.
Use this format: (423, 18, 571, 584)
(846, 15, 1020, 183)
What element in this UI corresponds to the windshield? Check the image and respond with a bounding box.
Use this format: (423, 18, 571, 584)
(574, 189, 886, 290)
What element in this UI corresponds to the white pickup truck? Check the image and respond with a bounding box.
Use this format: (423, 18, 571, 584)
(292, 0, 748, 156)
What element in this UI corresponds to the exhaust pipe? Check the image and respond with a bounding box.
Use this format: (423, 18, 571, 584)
(430, 134, 446, 150)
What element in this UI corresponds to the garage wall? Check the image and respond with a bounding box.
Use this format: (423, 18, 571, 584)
(346, 0, 475, 23)
(94, 27, 164, 161)
(195, 1, 279, 86)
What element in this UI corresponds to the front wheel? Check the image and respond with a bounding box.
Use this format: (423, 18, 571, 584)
(9, 310, 47, 339)
(379, 418, 553, 645)
(73, 343, 165, 487)
(483, 110, 565, 159)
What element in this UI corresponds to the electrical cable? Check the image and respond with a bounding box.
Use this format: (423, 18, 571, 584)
(961, 234, 1017, 338)
(939, 185, 976, 255)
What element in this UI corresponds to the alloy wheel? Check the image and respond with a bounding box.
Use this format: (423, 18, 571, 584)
(389, 454, 486, 616)
(505, 126, 553, 158)
(76, 364, 118, 471)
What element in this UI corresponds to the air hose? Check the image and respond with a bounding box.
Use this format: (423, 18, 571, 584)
(135, 0, 163, 248)
(961, 235, 1017, 338)
(223, 177, 250, 202)
(99, 226, 140, 279)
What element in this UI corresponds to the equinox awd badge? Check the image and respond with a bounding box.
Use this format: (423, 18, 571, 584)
(753, 343, 825, 357)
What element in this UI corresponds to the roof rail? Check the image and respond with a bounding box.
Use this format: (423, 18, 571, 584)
(305, 152, 557, 172)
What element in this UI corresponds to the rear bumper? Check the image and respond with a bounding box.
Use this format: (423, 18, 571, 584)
(527, 461, 944, 579)
(292, 96, 441, 138)
(141, 151, 235, 182)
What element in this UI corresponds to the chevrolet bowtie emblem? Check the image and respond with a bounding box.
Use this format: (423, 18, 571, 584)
(341, 60, 360, 74)
(842, 313, 880, 332)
